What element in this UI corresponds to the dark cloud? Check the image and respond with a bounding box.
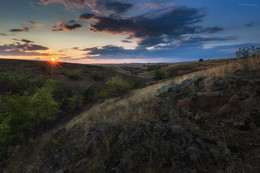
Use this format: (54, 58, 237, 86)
(104, 1, 133, 13)
(21, 39, 34, 43)
(52, 20, 82, 31)
(10, 28, 29, 33)
(79, 13, 96, 21)
(0, 33, 8, 36)
(77, 35, 235, 59)
(85, 7, 223, 47)
(10, 21, 43, 33)
(81, 45, 146, 59)
(0, 40, 50, 56)
(121, 40, 132, 43)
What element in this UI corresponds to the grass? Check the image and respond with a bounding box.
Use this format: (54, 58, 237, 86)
(63, 56, 260, 128)
(3, 56, 260, 172)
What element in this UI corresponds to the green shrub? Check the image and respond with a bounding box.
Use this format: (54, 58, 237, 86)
(199, 58, 204, 62)
(100, 77, 130, 98)
(68, 70, 80, 80)
(153, 69, 166, 80)
(168, 68, 178, 77)
(39, 63, 48, 72)
(129, 79, 143, 89)
(49, 80, 72, 102)
(82, 85, 96, 102)
(66, 95, 83, 113)
(0, 71, 45, 94)
(30, 86, 60, 123)
(91, 71, 103, 81)
(0, 86, 60, 158)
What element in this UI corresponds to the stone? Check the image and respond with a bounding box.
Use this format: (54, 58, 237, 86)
(176, 99, 197, 112)
(171, 125, 185, 134)
(229, 97, 243, 110)
(155, 82, 182, 104)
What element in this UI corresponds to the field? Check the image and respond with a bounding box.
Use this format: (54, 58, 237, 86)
(1, 56, 260, 172)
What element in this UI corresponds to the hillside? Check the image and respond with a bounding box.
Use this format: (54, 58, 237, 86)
(1, 57, 260, 172)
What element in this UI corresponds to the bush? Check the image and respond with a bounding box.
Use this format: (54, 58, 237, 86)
(236, 46, 260, 58)
(0, 71, 45, 94)
(66, 95, 83, 113)
(39, 63, 48, 72)
(68, 70, 80, 80)
(82, 85, 96, 102)
(129, 79, 143, 89)
(168, 68, 178, 77)
(0, 86, 60, 158)
(153, 69, 166, 80)
(49, 80, 72, 102)
(199, 58, 204, 62)
(100, 77, 130, 98)
(91, 71, 103, 81)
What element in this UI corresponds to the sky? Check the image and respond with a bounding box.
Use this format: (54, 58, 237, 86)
(0, 0, 259, 64)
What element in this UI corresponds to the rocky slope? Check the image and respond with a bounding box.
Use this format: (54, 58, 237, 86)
(5, 69, 260, 173)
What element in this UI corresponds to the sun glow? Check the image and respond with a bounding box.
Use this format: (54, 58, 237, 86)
(51, 58, 55, 62)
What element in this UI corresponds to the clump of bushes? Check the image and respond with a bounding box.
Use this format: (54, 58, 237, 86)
(0, 71, 84, 160)
(129, 79, 143, 89)
(100, 77, 130, 98)
(168, 68, 178, 77)
(39, 63, 48, 72)
(0, 85, 60, 159)
(82, 85, 96, 102)
(153, 69, 167, 80)
(199, 58, 204, 62)
(68, 70, 81, 80)
(236, 46, 260, 58)
(91, 71, 103, 81)
(66, 95, 83, 113)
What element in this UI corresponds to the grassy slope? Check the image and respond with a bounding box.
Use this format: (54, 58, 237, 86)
(3, 56, 260, 172)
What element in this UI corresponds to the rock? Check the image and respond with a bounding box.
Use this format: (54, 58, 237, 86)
(201, 112, 211, 119)
(216, 104, 238, 116)
(176, 99, 197, 112)
(229, 97, 243, 110)
(155, 82, 182, 104)
(180, 76, 205, 88)
(171, 125, 185, 134)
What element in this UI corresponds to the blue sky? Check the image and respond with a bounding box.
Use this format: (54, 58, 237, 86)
(0, 0, 259, 63)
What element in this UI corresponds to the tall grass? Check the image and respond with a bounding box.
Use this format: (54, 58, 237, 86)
(4, 56, 259, 172)
(65, 56, 259, 129)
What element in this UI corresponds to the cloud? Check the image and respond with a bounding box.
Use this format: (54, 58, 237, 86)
(52, 20, 82, 31)
(10, 21, 44, 33)
(80, 45, 146, 59)
(79, 13, 96, 21)
(0, 40, 50, 56)
(41, 0, 133, 13)
(104, 1, 132, 13)
(21, 39, 34, 43)
(84, 7, 223, 47)
(40, 0, 89, 8)
(0, 33, 8, 36)
(76, 35, 236, 60)
(10, 28, 29, 33)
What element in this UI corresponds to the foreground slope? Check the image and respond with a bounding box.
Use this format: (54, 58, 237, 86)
(3, 57, 260, 172)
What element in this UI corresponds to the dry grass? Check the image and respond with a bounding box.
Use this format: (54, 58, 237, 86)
(64, 56, 260, 129)
(4, 56, 259, 172)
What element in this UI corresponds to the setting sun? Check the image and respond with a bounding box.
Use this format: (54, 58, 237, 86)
(51, 58, 55, 62)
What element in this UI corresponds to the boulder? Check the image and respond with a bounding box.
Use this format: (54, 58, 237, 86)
(155, 82, 182, 104)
